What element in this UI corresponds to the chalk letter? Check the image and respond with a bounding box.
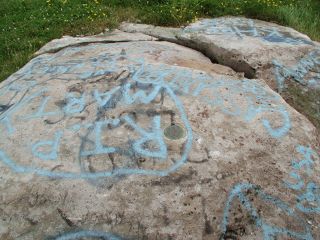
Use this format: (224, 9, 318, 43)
(32, 130, 63, 161)
(296, 182, 320, 213)
(63, 93, 86, 115)
(93, 86, 120, 108)
(80, 119, 120, 157)
(22, 96, 60, 120)
(123, 115, 167, 159)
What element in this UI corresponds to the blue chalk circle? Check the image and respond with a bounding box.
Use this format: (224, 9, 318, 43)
(0, 80, 193, 179)
(0, 58, 294, 180)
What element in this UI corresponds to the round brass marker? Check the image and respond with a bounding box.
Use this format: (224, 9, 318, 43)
(164, 124, 186, 140)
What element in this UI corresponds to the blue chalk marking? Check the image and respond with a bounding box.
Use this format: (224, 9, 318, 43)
(1, 59, 294, 179)
(233, 20, 260, 38)
(260, 108, 291, 138)
(51, 230, 123, 240)
(94, 87, 121, 108)
(292, 145, 316, 176)
(262, 28, 313, 45)
(91, 54, 117, 75)
(13, 47, 122, 82)
(123, 83, 162, 104)
(32, 130, 63, 161)
(184, 18, 312, 45)
(192, 77, 291, 138)
(0, 89, 46, 135)
(272, 59, 290, 92)
(131, 60, 174, 85)
(311, 50, 320, 65)
(192, 80, 242, 117)
(283, 145, 320, 214)
(296, 182, 320, 214)
(284, 145, 318, 191)
(22, 96, 60, 120)
(284, 171, 304, 191)
(192, 81, 215, 97)
(245, 100, 291, 138)
(168, 68, 195, 94)
(80, 119, 120, 157)
(0, 85, 9, 98)
(45, 63, 84, 76)
(69, 124, 81, 132)
(0, 79, 193, 179)
(263, 28, 285, 43)
(200, 94, 241, 116)
(241, 80, 281, 102)
(0, 118, 15, 135)
(63, 93, 86, 115)
(0, 80, 37, 98)
(273, 49, 320, 91)
(308, 79, 318, 87)
(123, 115, 167, 159)
(221, 183, 314, 240)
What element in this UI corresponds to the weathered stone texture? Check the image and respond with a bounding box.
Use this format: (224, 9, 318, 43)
(0, 26, 319, 240)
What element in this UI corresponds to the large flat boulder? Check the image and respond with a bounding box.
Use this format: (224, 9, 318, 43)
(120, 17, 320, 90)
(120, 16, 320, 131)
(0, 30, 319, 239)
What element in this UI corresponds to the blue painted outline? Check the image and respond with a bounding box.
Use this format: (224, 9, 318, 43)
(0, 82, 193, 179)
(0, 60, 293, 178)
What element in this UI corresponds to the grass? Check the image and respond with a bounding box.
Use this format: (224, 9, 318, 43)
(0, 0, 319, 83)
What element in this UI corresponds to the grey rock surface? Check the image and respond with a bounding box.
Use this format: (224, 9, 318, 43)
(0, 28, 320, 240)
(120, 17, 320, 92)
(34, 29, 158, 56)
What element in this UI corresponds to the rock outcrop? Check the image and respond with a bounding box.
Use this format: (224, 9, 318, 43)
(120, 17, 320, 91)
(0, 26, 319, 239)
(120, 17, 320, 129)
